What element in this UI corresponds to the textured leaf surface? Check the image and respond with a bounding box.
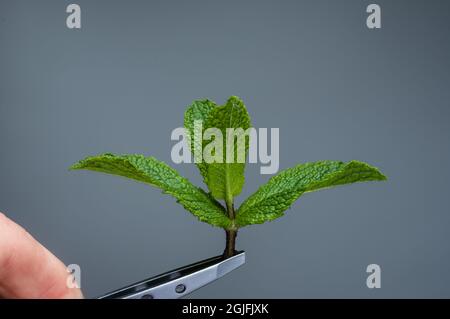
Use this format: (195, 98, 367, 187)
(184, 99, 217, 184)
(235, 160, 387, 227)
(203, 96, 251, 200)
(70, 153, 231, 228)
(207, 163, 246, 202)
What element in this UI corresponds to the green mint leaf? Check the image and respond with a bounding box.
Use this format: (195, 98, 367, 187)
(206, 162, 246, 202)
(203, 96, 251, 201)
(235, 160, 387, 227)
(70, 153, 231, 228)
(184, 99, 217, 185)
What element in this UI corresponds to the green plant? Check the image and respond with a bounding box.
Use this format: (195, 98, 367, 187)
(70, 96, 387, 258)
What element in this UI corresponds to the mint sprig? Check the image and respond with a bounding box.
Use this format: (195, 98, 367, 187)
(71, 96, 387, 257)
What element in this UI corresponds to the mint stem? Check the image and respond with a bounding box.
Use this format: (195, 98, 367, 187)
(224, 229, 237, 258)
(223, 199, 237, 258)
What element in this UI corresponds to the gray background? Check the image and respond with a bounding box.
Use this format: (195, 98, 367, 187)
(1, 0, 449, 298)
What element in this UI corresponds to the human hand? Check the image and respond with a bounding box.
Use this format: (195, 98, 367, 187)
(0, 212, 83, 298)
